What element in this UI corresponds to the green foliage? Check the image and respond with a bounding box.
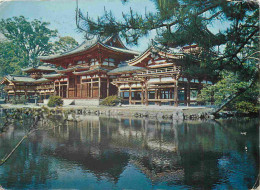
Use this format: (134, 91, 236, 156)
(10, 95, 28, 105)
(198, 70, 259, 113)
(100, 95, 122, 106)
(0, 41, 26, 76)
(235, 101, 258, 114)
(198, 71, 248, 105)
(52, 36, 79, 54)
(0, 16, 58, 67)
(47, 96, 63, 107)
(0, 17, 79, 79)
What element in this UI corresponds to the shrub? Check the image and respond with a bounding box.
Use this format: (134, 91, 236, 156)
(47, 96, 63, 107)
(235, 101, 258, 114)
(10, 95, 27, 105)
(100, 95, 121, 106)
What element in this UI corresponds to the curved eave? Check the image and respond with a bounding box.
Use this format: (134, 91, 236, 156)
(101, 43, 140, 55)
(127, 46, 185, 66)
(39, 41, 139, 62)
(108, 68, 147, 75)
(126, 46, 152, 66)
(57, 66, 89, 73)
(0, 77, 13, 85)
(22, 68, 56, 73)
(73, 69, 108, 76)
(43, 74, 64, 79)
(33, 79, 50, 84)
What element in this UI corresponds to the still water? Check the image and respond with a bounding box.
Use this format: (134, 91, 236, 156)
(0, 116, 258, 190)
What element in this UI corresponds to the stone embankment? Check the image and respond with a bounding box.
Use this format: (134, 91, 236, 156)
(0, 105, 216, 121)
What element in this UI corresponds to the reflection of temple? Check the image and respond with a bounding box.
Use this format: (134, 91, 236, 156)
(43, 116, 183, 183)
(1, 116, 258, 189)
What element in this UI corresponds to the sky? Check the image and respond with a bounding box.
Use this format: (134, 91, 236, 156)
(0, 0, 230, 52)
(0, 0, 157, 52)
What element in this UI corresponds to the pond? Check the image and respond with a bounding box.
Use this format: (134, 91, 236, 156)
(0, 116, 258, 190)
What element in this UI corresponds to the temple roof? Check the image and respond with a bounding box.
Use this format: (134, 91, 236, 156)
(39, 35, 140, 61)
(108, 65, 146, 75)
(43, 73, 64, 79)
(126, 42, 184, 66)
(22, 65, 56, 73)
(57, 66, 89, 73)
(73, 66, 109, 75)
(1, 75, 49, 84)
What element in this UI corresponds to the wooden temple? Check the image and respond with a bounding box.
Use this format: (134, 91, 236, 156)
(39, 35, 139, 100)
(1, 65, 55, 102)
(1, 35, 213, 106)
(108, 43, 213, 106)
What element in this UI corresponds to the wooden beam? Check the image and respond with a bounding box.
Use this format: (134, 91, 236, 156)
(58, 80, 61, 97)
(106, 77, 109, 97)
(174, 81, 178, 107)
(129, 84, 132, 105)
(141, 84, 144, 105)
(187, 79, 191, 106)
(145, 81, 148, 106)
(91, 78, 93, 98)
(98, 76, 101, 99)
(66, 77, 69, 98)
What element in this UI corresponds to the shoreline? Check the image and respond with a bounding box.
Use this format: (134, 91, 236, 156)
(0, 103, 216, 120)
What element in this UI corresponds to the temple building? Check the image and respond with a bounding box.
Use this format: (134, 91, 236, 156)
(39, 35, 139, 102)
(108, 42, 213, 106)
(1, 35, 213, 106)
(1, 65, 56, 102)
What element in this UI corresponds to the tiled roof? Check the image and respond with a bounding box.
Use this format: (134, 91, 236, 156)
(22, 65, 56, 72)
(5, 75, 49, 83)
(39, 35, 140, 61)
(108, 65, 146, 75)
(73, 67, 109, 75)
(43, 73, 64, 78)
(57, 66, 89, 73)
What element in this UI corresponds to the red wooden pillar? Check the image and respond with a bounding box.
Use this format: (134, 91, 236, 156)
(144, 80, 148, 106)
(129, 84, 132, 105)
(174, 77, 179, 107)
(141, 83, 144, 105)
(67, 77, 69, 98)
(91, 77, 93, 98)
(187, 79, 191, 107)
(98, 76, 101, 99)
(106, 77, 110, 97)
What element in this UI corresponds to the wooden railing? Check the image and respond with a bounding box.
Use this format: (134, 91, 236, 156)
(36, 85, 54, 90)
(113, 77, 140, 82)
(137, 66, 181, 76)
(4, 86, 13, 91)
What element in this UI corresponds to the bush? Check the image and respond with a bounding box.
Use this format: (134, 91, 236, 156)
(235, 101, 258, 114)
(10, 95, 27, 105)
(100, 95, 121, 106)
(47, 96, 63, 107)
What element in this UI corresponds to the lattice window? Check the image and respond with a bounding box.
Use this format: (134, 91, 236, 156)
(103, 58, 115, 66)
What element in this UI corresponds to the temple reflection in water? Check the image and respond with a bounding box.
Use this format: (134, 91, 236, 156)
(0, 116, 258, 189)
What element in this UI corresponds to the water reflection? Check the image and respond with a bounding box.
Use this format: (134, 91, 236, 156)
(0, 116, 258, 189)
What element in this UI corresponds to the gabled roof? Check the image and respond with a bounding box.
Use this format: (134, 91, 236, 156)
(0, 75, 49, 84)
(126, 42, 184, 66)
(57, 66, 89, 73)
(22, 65, 56, 73)
(108, 65, 146, 75)
(39, 35, 140, 61)
(43, 73, 64, 79)
(73, 66, 109, 75)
